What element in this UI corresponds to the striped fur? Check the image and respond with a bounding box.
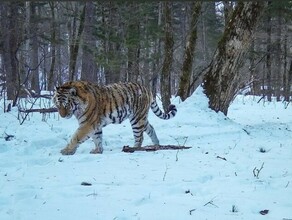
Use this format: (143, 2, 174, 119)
(53, 81, 177, 155)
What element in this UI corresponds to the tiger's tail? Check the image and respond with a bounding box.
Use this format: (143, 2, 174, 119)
(150, 99, 177, 120)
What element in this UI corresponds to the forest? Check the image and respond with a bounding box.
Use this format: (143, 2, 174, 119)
(0, 1, 291, 115)
(1, 2, 292, 218)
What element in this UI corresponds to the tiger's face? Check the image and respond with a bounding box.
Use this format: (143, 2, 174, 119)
(53, 86, 77, 119)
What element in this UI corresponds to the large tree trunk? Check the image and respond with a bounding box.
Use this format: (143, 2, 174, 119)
(203, 2, 265, 115)
(177, 2, 202, 101)
(3, 2, 20, 105)
(160, 2, 174, 112)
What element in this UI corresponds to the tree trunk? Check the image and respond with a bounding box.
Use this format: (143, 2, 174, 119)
(275, 13, 282, 101)
(68, 4, 86, 81)
(266, 2, 272, 101)
(81, 1, 98, 82)
(151, 2, 163, 97)
(3, 3, 20, 105)
(249, 38, 259, 95)
(283, 24, 289, 102)
(177, 2, 202, 101)
(126, 3, 140, 83)
(203, 2, 265, 115)
(287, 60, 292, 100)
(160, 2, 174, 112)
(30, 3, 40, 93)
(47, 2, 56, 91)
(189, 2, 221, 93)
(103, 2, 122, 84)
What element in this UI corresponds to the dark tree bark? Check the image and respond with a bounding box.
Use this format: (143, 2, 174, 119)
(81, 1, 98, 82)
(30, 3, 40, 93)
(274, 13, 282, 101)
(2, 2, 21, 105)
(266, 2, 272, 101)
(248, 38, 260, 95)
(289, 61, 292, 97)
(68, 4, 86, 81)
(126, 3, 141, 83)
(103, 2, 123, 84)
(160, 2, 174, 112)
(177, 2, 202, 101)
(287, 60, 292, 100)
(283, 25, 290, 102)
(47, 2, 56, 91)
(203, 2, 265, 115)
(151, 2, 163, 97)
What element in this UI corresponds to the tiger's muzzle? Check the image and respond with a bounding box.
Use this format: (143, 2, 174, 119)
(57, 105, 73, 119)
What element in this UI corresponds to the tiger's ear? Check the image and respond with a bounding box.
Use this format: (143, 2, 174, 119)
(69, 87, 77, 96)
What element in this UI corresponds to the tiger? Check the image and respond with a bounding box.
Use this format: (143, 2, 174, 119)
(52, 80, 177, 155)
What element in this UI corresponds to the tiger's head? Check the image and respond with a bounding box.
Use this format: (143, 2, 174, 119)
(53, 81, 93, 119)
(53, 85, 78, 119)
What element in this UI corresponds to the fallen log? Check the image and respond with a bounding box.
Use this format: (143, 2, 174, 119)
(122, 145, 191, 153)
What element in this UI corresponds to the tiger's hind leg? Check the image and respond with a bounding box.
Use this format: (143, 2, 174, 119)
(144, 121, 159, 145)
(90, 129, 103, 154)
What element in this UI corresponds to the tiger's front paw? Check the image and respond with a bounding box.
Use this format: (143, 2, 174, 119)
(61, 147, 76, 155)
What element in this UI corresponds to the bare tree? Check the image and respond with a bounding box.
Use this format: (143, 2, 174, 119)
(203, 2, 266, 115)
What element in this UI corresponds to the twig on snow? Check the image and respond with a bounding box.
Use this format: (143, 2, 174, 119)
(189, 208, 196, 215)
(204, 197, 218, 208)
(163, 165, 169, 182)
(242, 128, 251, 135)
(216, 156, 227, 161)
(253, 162, 264, 179)
(4, 132, 15, 141)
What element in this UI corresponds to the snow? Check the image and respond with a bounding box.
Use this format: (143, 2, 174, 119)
(0, 87, 291, 220)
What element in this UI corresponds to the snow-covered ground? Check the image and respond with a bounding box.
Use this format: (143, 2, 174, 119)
(0, 87, 291, 220)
